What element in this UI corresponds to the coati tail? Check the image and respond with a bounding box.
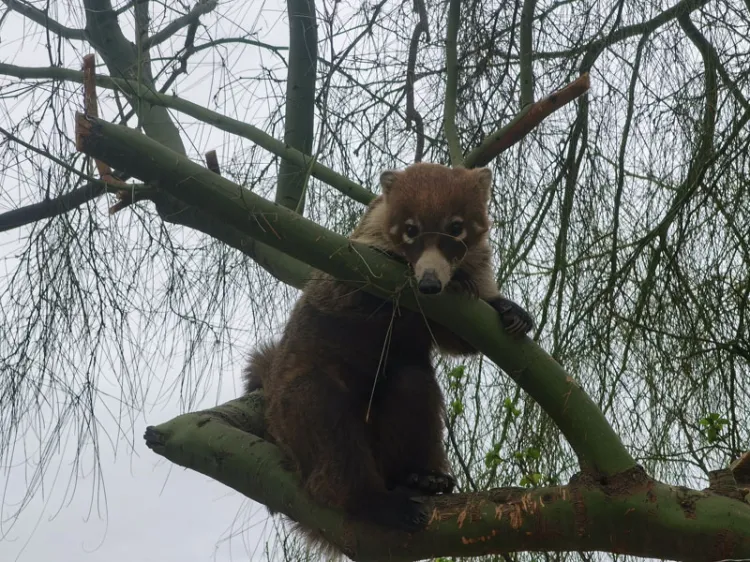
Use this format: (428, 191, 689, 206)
(242, 340, 279, 394)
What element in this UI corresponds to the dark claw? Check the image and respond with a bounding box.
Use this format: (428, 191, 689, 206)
(488, 297, 534, 338)
(393, 498, 430, 532)
(360, 491, 430, 533)
(404, 469, 456, 495)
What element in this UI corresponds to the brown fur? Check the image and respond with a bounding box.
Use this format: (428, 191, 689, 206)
(242, 163, 533, 559)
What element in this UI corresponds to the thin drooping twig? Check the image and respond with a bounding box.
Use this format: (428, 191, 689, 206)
(464, 73, 590, 168)
(443, 0, 464, 166)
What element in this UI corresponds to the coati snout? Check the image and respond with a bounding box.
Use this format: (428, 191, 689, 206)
(406, 232, 466, 295)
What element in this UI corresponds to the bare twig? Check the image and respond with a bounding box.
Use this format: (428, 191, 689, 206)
(144, 0, 218, 49)
(204, 150, 220, 175)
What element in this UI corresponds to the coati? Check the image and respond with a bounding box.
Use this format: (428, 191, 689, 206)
(243, 162, 533, 552)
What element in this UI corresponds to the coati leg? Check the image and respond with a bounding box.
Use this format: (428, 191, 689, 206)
(486, 295, 534, 337)
(473, 266, 534, 338)
(402, 468, 456, 495)
(266, 373, 429, 533)
(374, 364, 455, 496)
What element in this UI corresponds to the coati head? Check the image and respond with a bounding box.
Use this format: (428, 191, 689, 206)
(378, 163, 492, 295)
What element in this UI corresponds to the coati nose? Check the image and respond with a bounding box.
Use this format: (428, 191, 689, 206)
(418, 270, 443, 294)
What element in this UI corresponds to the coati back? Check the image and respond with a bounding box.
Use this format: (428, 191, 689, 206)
(243, 163, 533, 557)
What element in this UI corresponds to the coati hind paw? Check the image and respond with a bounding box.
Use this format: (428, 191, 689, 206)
(488, 297, 534, 338)
(358, 492, 430, 533)
(404, 469, 455, 495)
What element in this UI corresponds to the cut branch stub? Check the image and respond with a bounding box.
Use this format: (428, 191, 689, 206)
(465, 73, 591, 168)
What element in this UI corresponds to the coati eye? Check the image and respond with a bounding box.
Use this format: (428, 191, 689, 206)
(447, 220, 464, 238)
(405, 224, 420, 239)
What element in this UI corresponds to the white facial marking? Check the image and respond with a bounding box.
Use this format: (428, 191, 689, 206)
(414, 246, 452, 288)
(402, 232, 416, 244)
(389, 224, 399, 235)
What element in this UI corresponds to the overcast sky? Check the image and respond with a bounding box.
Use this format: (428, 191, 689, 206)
(0, 3, 291, 561)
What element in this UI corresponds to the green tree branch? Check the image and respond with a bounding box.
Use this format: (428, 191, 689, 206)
(276, 0, 318, 212)
(443, 0, 464, 166)
(144, 391, 750, 562)
(76, 111, 634, 477)
(518, 0, 537, 107)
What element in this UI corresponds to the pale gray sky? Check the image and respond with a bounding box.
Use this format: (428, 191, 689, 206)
(0, 2, 292, 561)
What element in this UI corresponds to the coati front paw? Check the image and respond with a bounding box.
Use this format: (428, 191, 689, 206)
(488, 297, 534, 338)
(404, 469, 456, 495)
(360, 491, 430, 533)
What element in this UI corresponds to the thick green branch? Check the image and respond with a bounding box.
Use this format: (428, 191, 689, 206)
(77, 112, 633, 477)
(83, 0, 186, 155)
(277, 0, 318, 213)
(145, 393, 750, 562)
(676, 15, 750, 111)
(677, 13, 720, 151)
(519, 0, 537, 107)
(443, 0, 464, 166)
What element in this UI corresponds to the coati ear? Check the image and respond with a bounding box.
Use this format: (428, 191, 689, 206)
(474, 167, 493, 201)
(379, 170, 398, 196)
